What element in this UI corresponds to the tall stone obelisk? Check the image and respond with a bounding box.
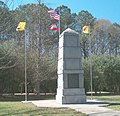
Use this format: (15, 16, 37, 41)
(56, 28, 86, 104)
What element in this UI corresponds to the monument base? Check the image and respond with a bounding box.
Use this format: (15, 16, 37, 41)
(56, 88, 86, 104)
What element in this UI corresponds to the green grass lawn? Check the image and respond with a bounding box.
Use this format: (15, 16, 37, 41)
(0, 96, 86, 116)
(1, 94, 120, 115)
(87, 95, 120, 111)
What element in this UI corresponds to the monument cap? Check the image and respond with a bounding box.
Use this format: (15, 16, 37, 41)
(60, 28, 79, 37)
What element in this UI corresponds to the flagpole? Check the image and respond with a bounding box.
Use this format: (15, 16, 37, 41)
(58, 7, 61, 36)
(24, 28, 27, 101)
(82, 25, 93, 99)
(16, 22, 28, 102)
(89, 26, 93, 100)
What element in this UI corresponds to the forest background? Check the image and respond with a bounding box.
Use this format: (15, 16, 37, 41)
(0, 1, 120, 95)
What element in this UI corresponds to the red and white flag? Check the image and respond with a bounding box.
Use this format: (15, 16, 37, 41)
(48, 23, 59, 31)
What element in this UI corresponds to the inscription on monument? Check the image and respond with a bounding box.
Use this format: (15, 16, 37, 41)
(68, 74, 79, 88)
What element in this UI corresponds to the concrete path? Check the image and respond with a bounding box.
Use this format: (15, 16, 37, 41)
(30, 99, 120, 116)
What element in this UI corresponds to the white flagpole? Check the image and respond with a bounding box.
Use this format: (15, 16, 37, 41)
(82, 25, 93, 99)
(58, 8, 60, 36)
(24, 28, 27, 101)
(89, 26, 93, 100)
(90, 38, 93, 100)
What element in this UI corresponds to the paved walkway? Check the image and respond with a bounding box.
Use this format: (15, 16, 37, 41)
(30, 99, 120, 116)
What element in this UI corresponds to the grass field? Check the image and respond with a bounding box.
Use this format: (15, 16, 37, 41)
(1, 94, 120, 115)
(87, 95, 120, 111)
(0, 102, 86, 116)
(0, 95, 86, 116)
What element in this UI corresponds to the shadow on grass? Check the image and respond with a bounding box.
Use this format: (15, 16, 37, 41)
(109, 102, 120, 105)
(1, 109, 43, 116)
(86, 101, 109, 105)
(0, 95, 55, 102)
(1, 108, 83, 116)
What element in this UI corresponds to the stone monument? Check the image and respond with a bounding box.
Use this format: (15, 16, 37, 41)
(56, 28, 86, 104)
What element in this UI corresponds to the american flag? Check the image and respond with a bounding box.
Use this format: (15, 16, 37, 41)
(48, 10, 60, 21)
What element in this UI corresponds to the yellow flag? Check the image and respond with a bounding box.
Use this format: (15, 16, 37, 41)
(16, 22, 26, 31)
(82, 26, 89, 34)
